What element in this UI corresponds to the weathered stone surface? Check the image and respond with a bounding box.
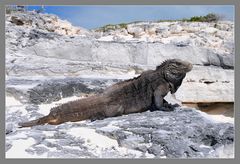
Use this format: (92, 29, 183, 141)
(5, 11, 234, 158)
(89, 108, 234, 158)
(6, 77, 119, 104)
(5, 77, 234, 158)
(5, 101, 234, 158)
(6, 10, 90, 36)
(5, 11, 234, 104)
(175, 66, 234, 102)
(5, 37, 234, 104)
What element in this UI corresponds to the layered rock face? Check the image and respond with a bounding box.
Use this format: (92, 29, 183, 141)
(5, 11, 234, 158)
(5, 11, 234, 103)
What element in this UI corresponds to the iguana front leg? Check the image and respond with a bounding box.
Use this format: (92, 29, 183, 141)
(153, 84, 173, 111)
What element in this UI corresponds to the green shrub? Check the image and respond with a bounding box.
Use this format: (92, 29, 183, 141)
(98, 23, 128, 32)
(155, 13, 220, 23)
(181, 18, 189, 22)
(203, 13, 220, 22)
(188, 13, 220, 22)
(189, 16, 204, 22)
(118, 23, 127, 29)
(101, 24, 116, 32)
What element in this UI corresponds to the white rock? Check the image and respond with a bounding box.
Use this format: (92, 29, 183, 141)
(169, 24, 183, 34)
(176, 66, 234, 102)
(127, 25, 145, 38)
(201, 27, 218, 34)
(5, 11, 234, 103)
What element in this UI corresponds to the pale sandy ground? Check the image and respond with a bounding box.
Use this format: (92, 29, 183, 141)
(5, 96, 234, 158)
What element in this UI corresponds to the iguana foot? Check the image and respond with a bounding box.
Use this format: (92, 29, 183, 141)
(149, 103, 177, 112)
(161, 102, 180, 111)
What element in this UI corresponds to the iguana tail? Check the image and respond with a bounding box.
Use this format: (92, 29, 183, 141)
(18, 115, 50, 128)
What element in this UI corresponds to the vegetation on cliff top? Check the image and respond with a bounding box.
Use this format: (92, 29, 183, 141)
(96, 13, 222, 32)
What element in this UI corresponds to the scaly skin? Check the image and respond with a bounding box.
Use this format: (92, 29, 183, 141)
(18, 59, 193, 128)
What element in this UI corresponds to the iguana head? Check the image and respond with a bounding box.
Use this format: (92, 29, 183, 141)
(156, 59, 193, 94)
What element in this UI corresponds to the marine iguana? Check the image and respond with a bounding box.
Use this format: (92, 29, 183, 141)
(18, 59, 193, 128)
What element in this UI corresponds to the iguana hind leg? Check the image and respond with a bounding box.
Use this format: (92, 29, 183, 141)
(90, 112, 106, 122)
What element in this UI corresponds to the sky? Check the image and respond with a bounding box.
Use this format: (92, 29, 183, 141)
(26, 5, 234, 29)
